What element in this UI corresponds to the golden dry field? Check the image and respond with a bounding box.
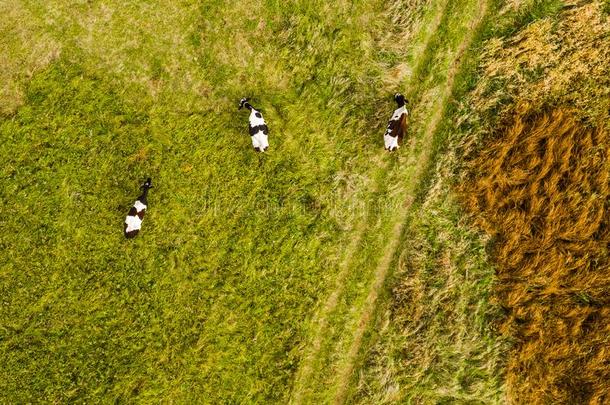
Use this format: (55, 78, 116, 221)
(459, 2, 610, 403)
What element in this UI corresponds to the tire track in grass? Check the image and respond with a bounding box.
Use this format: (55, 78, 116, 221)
(290, 2, 451, 403)
(332, 2, 489, 403)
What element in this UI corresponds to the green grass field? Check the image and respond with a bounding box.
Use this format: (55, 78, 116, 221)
(1, 1, 433, 402)
(1, 0, 573, 403)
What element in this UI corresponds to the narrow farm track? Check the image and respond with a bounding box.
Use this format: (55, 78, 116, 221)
(332, 2, 489, 402)
(291, 0, 490, 403)
(290, 3, 450, 403)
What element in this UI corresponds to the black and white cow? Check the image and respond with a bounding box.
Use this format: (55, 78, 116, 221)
(124, 178, 152, 238)
(383, 93, 409, 152)
(238, 98, 269, 152)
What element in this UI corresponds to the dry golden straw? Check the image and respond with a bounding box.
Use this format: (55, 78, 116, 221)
(460, 108, 610, 404)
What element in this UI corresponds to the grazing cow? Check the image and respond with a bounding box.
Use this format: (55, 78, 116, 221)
(124, 178, 152, 238)
(383, 93, 409, 152)
(239, 98, 269, 152)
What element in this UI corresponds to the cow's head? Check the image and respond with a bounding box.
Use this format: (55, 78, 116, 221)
(238, 98, 249, 110)
(394, 93, 407, 107)
(141, 178, 153, 190)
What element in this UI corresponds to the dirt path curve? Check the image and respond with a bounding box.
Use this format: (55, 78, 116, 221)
(290, 3, 451, 404)
(331, 2, 489, 403)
